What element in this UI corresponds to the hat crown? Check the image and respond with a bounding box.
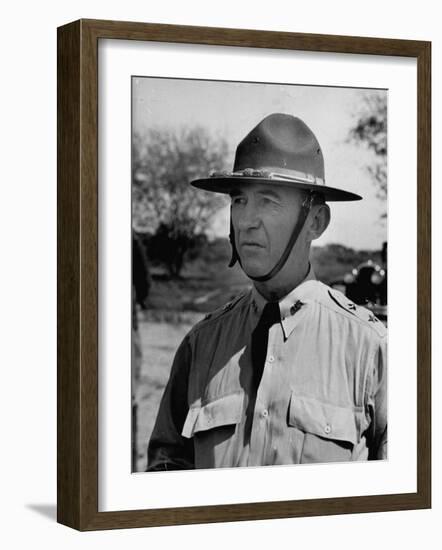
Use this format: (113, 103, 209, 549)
(233, 113, 324, 180)
(190, 112, 362, 201)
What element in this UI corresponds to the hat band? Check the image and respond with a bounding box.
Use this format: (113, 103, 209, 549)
(209, 167, 324, 187)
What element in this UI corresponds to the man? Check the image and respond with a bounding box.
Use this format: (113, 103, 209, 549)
(147, 113, 387, 470)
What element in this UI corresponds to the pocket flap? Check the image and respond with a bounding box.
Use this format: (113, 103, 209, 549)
(182, 392, 243, 438)
(288, 393, 358, 445)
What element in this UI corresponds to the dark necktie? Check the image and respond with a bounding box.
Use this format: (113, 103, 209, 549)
(251, 301, 281, 391)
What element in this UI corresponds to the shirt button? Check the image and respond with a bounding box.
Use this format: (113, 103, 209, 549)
(268, 356, 275, 363)
(261, 409, 269, 418)
(324, 424, 331, 434)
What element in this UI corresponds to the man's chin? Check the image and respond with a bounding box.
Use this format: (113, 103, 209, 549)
(239, 260, 270, 279)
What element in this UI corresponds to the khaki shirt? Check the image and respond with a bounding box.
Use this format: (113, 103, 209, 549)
(147, 277, 387, 470)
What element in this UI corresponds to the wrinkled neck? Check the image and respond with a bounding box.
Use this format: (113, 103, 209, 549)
(254, 258, 311, 301)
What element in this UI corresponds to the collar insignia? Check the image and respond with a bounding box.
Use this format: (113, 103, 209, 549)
(290, 300, 304, 316)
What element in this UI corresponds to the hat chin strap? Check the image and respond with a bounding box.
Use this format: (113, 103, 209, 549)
(228, 193, 314, 282)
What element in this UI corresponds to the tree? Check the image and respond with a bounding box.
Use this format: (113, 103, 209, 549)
(348, 92, 387, 210)
(132, 126, 229, 277)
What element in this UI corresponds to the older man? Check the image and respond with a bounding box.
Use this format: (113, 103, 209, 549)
(147, 113, 387, 470)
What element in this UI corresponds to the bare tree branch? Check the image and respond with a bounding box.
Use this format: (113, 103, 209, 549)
(348, 92, 387, 211)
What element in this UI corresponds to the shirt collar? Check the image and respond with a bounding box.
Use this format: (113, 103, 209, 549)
(250, 264, 318, 339)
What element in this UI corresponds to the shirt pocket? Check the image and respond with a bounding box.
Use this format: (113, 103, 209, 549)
(182, 391, 243, 437)
(288, 392, 359, 464)
(182, 391, 244, 469)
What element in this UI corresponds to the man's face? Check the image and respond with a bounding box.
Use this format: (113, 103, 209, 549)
(230, 182, 306, 279)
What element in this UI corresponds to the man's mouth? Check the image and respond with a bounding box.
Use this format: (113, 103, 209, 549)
(240, 241, 265, 249)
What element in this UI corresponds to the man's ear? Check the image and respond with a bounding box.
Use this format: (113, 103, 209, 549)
(307, 203, 331, 241)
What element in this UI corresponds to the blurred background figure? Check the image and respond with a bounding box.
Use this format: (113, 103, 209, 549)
(132, 232, 151, 471)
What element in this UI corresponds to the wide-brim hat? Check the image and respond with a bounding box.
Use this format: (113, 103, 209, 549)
(191, 113, 362, 202)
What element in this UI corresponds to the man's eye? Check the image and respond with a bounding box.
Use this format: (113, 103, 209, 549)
(232, 197, 246, 206)
(260, 196, 277, 206)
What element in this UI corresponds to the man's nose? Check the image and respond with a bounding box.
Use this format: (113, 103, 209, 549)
(237, 204, 261, 231)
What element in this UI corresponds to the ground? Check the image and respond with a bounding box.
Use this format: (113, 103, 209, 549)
(135, 315, 202, 471)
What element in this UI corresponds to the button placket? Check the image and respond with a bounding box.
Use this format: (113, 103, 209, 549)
(265, 324, 278, 366)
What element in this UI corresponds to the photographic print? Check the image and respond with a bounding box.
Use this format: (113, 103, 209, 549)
(131, 77, 388, 473)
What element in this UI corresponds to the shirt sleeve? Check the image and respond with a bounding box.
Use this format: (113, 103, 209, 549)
(365, 334, 388, 460)
(146, 335, 195, 471)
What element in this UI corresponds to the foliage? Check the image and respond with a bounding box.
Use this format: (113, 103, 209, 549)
(348, 92, 387, 210)
(145, 225, 209, 278)
(132, 126, 229, 276)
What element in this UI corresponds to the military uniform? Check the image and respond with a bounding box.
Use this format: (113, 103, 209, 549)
(147, 270, 387, 470)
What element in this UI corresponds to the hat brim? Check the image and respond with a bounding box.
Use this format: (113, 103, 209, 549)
(191, 176, 362, 202)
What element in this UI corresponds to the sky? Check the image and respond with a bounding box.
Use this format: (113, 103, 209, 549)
(133, 77, 387, 251)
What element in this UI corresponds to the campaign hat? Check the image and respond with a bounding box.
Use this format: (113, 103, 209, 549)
(191, 113, 362, 201)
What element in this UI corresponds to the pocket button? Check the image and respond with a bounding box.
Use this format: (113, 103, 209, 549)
(324, 424, 331, 434)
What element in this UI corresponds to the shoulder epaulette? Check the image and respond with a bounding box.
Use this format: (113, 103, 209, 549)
(325, 288, 387, 337)
(189, 292, 248, 335)
(202, 292, 247, 322)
